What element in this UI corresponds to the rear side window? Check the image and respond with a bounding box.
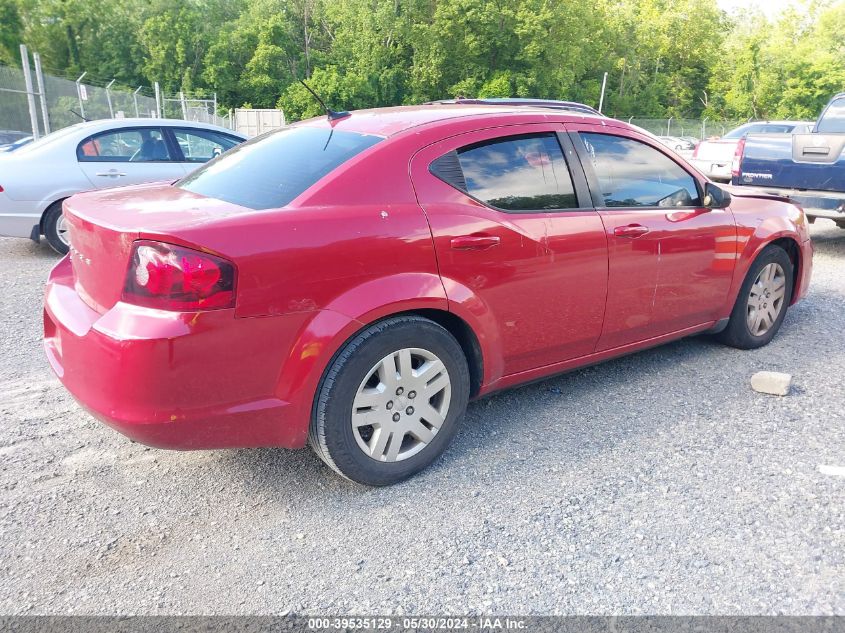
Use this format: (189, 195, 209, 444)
(77, 128, 171, 162)
(178, 126, 383, 210)
(435, 133, 578, 212)
(817, 97, 845, 134)
(580, 133, 701, 208)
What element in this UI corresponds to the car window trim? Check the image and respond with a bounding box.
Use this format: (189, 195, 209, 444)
(76, 125, 177, 163)
(429, 129, 595, 215)
(568, 129, 705, 211)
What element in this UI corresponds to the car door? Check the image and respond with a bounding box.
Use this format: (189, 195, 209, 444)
(76, 126, 185, 188)
(411, 125, 608, 377)
(566, 124, 737, 350)
(168, 127, 242, 175)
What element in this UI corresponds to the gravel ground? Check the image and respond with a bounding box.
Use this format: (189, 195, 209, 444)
(0, 221, 843, 616)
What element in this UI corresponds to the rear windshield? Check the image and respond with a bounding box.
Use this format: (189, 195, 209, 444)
(817, 97, 845, 134)
(177, 126, 383, 209)
(723, 123, 799, 139)
(10, 123, 86, 155)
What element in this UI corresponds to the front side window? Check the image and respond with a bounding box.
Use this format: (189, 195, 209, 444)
(77, 128, 171, 162)
(448, 133, 578, 211)
(173, 128, 240, 162)
(817, 97, 845, 134)
(580, 133, 701, 208)
(178, 126, 382, 210)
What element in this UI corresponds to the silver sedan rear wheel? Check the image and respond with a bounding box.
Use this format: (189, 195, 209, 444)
(351, 348, 451, 462)
(56, 215, 69, 247)
(746, 262, 786, 336)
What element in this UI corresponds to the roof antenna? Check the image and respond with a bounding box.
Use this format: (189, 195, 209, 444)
(299, 80, 350, 121)
(69, 108, 90, 122)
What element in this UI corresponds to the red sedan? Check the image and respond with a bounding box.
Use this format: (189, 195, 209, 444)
(43, 103, 813, 485)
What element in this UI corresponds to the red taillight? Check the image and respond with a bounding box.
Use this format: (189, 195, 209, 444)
(691, 143, 700, 158)
(122, 240, 236, 310)
(731, 138, 746, 179)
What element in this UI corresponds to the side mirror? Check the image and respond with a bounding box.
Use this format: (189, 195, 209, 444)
(703, 182, 731, 209)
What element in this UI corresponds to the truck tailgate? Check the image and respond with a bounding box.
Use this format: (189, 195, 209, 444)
(739, 133, 845, 192)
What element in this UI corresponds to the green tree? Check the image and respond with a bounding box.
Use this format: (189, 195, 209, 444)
(4, 0, 845, 123)
(0, 0, 23, 66)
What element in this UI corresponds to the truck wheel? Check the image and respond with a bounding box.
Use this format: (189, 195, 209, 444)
(43, 201, 69, 255)
(715, 245, 793, 349)
(309, 316, 470, 486)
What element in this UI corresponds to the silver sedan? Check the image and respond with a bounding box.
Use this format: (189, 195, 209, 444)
(0, 119, 246, 253)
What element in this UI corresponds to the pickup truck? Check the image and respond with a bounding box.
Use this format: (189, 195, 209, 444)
(732, 93, 845, 228)
(689, 121, 812, 182)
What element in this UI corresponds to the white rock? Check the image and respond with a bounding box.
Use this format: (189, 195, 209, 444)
(818, 465, 845, 477)
(750, 371, 792, 396)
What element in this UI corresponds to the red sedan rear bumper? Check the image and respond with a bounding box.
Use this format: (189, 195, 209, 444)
(43, 257, 308, 450)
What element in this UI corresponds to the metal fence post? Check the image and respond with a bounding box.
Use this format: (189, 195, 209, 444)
(598, 72, 608, 114)
(75, 71, 87, 119)
(154, 82, 162, 118)
(180, 91, 187, 119)
(212, 92, 218, 125)
(19, 45, 40, 139)
(701, 117, 708, 140)
(105, 79, 115, 118)
(133, 87, 142, 117)
(666, 116, 673, 136)
(32, 52, 50, 135)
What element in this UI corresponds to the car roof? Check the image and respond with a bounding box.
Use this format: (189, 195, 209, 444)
(426, 98, 601, 115)
(738, 120, 814, 126)
(67, 118, 245, 137)
(295, 104, 616, 138)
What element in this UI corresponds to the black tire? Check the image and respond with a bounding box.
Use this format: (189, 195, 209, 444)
(43, 201, 69, 255)
(309, 316, 470, 486)
(715, 245, 793, 349)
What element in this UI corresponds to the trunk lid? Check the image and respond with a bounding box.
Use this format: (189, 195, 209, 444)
(694, 139, 738, 163)
(64, 182, 246, 313)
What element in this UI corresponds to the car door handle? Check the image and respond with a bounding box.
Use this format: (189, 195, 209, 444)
(450, 235, 501, 250)
(614, 224, 650, 238)
(95, 170, 126, 177)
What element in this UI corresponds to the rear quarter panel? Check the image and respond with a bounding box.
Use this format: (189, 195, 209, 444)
(137, 134, 446, 444)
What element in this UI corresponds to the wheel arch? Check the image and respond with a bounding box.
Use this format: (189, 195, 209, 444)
(768, 236, 802, 305)
(730, 218, 805, 315)
(312, 308, 485, 404)
(275, 280, 494, 447)
(39, 197, 68, 233)
(398, 308, 484, 398)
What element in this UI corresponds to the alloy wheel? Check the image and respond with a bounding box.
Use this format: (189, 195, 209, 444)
(746, 262, 786, 336)
(56, 215, 69, 247)
(351, 347, 451, 462)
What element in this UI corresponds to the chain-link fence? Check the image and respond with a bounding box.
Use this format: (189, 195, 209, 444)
(628, 118, 750, 140)
(0, 63, 37, 138)
(5, 48, 754, 143)
(0, 47, 233, 141)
